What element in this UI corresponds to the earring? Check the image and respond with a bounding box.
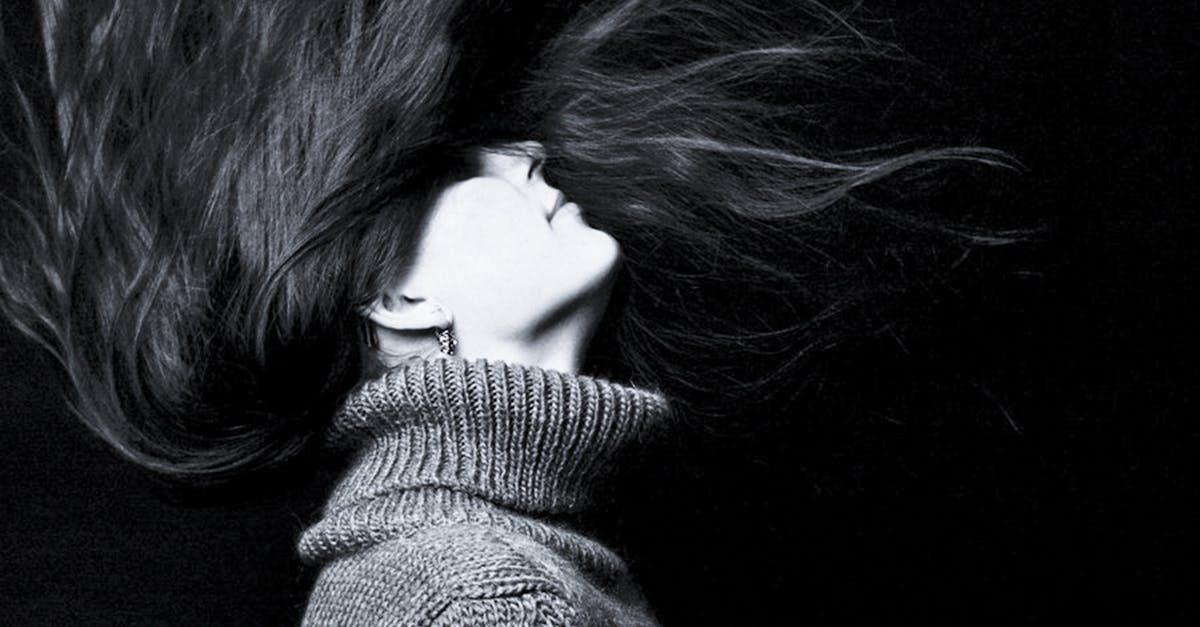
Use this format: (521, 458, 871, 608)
(435, 326, 457, 355)
(426, 301, 457, 355)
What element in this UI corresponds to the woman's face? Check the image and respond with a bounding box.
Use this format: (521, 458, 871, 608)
(388, 144, 621, 368)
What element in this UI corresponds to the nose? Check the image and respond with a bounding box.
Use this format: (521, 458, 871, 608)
(479, 145, 568, 219)
(522, 156, 566, 219)
(536, 180, 567, 219)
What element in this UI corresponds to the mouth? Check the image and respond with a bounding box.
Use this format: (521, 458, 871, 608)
(548, 191, 567, 219)
(552, 202, 582, 223)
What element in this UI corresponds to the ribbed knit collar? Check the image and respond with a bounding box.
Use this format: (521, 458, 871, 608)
(321, 356, 671, 517)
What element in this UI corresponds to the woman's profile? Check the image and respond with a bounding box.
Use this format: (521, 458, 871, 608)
(0, 0, 1018, 624)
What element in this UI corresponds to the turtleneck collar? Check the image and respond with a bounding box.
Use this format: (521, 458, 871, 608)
(319, 356, 671, 518)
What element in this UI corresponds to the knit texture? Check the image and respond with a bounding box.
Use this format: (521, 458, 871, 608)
(298, 356, 671, 626)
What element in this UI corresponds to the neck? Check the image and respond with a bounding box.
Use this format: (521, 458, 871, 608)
(455, 331, 586, 374)
(456, 291, 612, 375)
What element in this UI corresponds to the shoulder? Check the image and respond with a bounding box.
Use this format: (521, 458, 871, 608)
(302, 524, 579, 626)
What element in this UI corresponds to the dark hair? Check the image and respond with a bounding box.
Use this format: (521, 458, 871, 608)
(0, 0, 1019, 482)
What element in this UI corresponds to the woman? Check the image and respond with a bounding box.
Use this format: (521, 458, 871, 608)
(0, 0, 1015, 624)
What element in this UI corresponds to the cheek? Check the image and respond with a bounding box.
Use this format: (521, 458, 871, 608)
(423, 186, 551, 284)
(412, 183, 555, 321)
(412, 179, 622, 335)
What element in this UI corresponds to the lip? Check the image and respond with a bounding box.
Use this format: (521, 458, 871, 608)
(548, 191, 567, 219)
(549, 201, 583, 223)
(551, 202, 581, 222)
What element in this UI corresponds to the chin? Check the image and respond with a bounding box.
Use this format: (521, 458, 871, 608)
(544, 230, 621, 325)
(581, 231, 622, 292)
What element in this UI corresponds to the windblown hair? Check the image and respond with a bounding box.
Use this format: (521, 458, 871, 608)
(0, 0, 1017, 481)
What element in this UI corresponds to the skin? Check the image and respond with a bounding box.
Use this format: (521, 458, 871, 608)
(366, 142, 621, 374)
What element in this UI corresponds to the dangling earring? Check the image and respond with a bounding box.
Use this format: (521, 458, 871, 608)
(435, 326, 457, 355)
(428, 301, 457, 355)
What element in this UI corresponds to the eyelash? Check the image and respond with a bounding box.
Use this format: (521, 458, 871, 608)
(527, 156, 545, 180)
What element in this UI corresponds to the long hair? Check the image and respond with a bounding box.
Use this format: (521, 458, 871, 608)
(0, 0, 1019, 482)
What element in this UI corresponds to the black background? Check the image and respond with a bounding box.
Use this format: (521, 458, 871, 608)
(2, 1, 1196, 625)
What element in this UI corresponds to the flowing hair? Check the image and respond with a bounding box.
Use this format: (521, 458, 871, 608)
(0, 0, 1020, 482)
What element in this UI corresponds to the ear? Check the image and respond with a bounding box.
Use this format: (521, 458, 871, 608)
(362, 294, 453, 331)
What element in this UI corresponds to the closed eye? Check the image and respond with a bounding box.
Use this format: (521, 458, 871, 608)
(527, 155, 546, 180)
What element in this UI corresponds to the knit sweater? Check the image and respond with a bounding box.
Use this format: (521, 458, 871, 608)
(298, 356, 671, 626)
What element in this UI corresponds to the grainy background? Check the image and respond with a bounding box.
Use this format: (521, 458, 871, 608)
(2, 1, 1195, 624)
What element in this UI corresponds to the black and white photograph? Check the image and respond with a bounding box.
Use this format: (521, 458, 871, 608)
(1, 1, 1193, 624)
